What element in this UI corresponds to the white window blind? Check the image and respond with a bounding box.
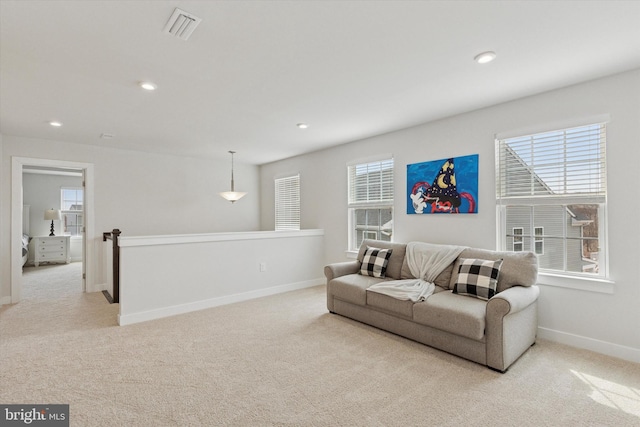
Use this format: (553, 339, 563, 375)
(348, 159, 394, 206)
(275, 174, 300, 231)
(347, 158, 394, 251)
(497, 123, 606, 204)
(496, 123, 608, 277)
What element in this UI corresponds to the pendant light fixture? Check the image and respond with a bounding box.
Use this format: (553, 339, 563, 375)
(219, 151, 247, 203)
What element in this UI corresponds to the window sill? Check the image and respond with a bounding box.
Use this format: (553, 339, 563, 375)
(345, 250, 358, 259)
(537, 271, 614, 294)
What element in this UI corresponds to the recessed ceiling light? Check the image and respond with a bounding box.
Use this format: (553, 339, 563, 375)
(49, 121, 62, 127)
(139, 81, 158, 91)
(474, 51, 496, 64)
(297, 123, 309, 129)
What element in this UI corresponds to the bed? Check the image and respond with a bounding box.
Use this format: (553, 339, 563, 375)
(22, 234, 30, 266)
(22, 205, 30, 267)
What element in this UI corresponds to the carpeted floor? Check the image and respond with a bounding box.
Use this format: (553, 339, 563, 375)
(1, 263, 639, 426)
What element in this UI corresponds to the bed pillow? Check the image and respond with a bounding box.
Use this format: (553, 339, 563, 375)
(360, 247, 393, 278)
(452, 258, 503, 300)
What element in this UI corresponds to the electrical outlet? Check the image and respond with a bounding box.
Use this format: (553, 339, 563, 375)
(260, 262, 267, 272)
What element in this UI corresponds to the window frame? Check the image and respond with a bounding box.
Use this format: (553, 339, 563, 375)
(534, 226, 544, 255)
(60, 187, 84, 237)
(512, 227, 524, 252)
(347, 157, 394, 252)
(274, 174, 301, 231)
(496, 122, 608, 280)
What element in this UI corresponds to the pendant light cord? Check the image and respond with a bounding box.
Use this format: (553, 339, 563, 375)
(229, 150, 236, 191)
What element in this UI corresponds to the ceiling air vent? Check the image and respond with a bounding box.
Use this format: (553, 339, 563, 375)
(163, 8, 202, 41)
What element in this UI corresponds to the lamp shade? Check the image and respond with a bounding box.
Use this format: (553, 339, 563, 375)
(219, 191, 247, 203)
(44, 209, 61, 221)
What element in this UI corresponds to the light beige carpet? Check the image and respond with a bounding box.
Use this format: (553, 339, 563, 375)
(1, 263, 639, 426)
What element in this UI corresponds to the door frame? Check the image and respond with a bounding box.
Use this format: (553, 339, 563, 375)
(11, 157, 95, 303)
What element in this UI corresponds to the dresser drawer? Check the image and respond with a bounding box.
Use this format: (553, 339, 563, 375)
(38, 244, 67, 253)
(38, 252, 66, 260)
(40, 238, 66, 247)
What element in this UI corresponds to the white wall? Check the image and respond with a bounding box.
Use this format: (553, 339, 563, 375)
(260, 69, 640, 361)
(117, 230, 325, 325)
(23, 173, 82, 238)
(0, 134, 6, 305)
(0, 136, 261, 300)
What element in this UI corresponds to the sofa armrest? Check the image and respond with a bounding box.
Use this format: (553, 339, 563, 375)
(487, 285, 540, 316)
(324, 261, 360, 282)
(486, 285, 540, 372)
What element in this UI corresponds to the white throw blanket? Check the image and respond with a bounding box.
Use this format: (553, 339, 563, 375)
(367, 242, 466, 302)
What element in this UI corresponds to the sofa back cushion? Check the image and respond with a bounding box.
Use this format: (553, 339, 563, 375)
(448, 248, 538, 293)
(400, 258, 454, 288)
(358, 239, 407, 280)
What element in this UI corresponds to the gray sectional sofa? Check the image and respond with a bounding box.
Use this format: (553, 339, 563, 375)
(325, 239, 540, 372)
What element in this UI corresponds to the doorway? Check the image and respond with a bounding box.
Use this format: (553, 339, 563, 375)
(10, 157, 95, 303)
(22, 166, 84, 299)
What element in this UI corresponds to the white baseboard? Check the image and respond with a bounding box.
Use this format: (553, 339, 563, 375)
(0, 296, 12, 306)
(538, 326, 640, 364)
(118, 278, 325, 326)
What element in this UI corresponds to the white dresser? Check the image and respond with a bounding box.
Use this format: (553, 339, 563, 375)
(34, 236, 71, 267)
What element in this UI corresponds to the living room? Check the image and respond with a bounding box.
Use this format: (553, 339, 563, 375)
(1, 1, 639, 425)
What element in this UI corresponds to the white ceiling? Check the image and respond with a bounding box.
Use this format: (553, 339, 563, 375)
(1, 1, 639, 165)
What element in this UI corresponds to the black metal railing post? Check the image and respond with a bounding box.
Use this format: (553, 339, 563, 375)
(102, 229, 121, 303)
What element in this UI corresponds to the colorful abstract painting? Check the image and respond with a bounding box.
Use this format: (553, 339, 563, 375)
(407, 154, 478, 214)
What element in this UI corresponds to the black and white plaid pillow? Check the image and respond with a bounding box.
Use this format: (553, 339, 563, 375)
(453, 258, 503, 300)
(360, 247, 393, 278)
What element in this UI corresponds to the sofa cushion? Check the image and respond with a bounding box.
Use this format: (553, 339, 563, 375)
(328, 274, 388, 306)
(448, 248, 538, 293)
(358, 240, 407, 280)
(365, 285, 448, 320)
(452, 258, 502, 300)
(366, 290, 414, 318)
(360, 246, 393, 278)
(413, 291, 487, 341)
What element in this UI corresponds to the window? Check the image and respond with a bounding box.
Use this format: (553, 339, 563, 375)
(534, 226, 544, 255)
(512, 227, 524, 252)
(496, 123, 607, 277)
(275, 174, 300, 230)
(348, 158, 394, 251)
(61, 187, 83, 236)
